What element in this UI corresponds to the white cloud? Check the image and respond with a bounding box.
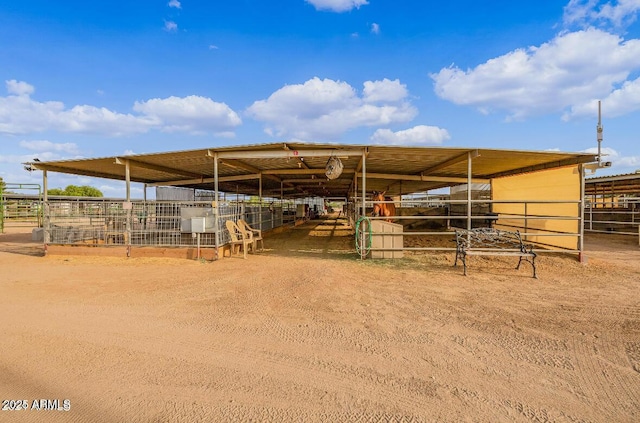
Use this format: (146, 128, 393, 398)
(371, 23, 380, 34)
(371, 125, 450, 146)
(0, 80, 242, 136)
(168, 0, 181, 9)
(564, 76, 640, 119)
(209, 44, 219, 50)
(0, 151, 70, 164)
(581, 146, 640, 171)
(164, 20, 178, 32)
(563, 0, 597, 27)
(564, 0, 640, 29)
(582, 146, 619, 156)
(0, 85, 154, 135)
(6, 80, 34, 96)
(246, 77, 417, 139)
(19, 140, 80, 155)
(133, 95, 241, 134)
(431, 28, 640, 120)
(363, 79, 408, 103)
(305, 0, 368, 12)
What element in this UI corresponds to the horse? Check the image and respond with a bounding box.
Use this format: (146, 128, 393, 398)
(371, 191, 396, 222)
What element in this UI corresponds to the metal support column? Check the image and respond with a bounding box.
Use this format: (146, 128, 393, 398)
(124, 160, 132, 252)
(43, 170, 50, 244)
(259, 173, 263, 231)
(467, 151, 472, 231)
(214, 152, 220, 260)
(361, 149, 366, 217)
(579, 164, 586, 263)
(360, 149, 367, 260)
(125, 160, 131, 202)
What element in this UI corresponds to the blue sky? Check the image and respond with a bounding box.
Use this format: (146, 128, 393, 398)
(1, 0, 639, 198)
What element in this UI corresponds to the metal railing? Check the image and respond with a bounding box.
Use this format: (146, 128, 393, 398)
(354, 198, 584, 255)
(584, 197, 640, 237)
(43, 199, 299, 248)
(1, 193, 43, 231)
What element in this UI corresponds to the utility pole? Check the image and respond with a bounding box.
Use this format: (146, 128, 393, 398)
(597, 100, 603, 165)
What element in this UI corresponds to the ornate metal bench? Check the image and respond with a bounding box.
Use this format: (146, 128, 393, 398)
(454, 228, 537, 278)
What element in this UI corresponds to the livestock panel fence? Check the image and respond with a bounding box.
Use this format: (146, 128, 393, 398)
(42, 198, 299, 249)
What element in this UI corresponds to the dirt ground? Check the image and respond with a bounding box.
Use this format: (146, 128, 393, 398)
(1, 217, 639, 422)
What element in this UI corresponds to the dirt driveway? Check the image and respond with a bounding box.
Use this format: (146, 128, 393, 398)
(1, 219, 639, 422)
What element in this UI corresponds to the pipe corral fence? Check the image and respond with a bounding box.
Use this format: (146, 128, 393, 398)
(584, 197, 640, 242)
(6, 192, 635, 258)
(2, 193, 618, 258)
(0, 185, 43, 232)
(352, 196, 586, 258)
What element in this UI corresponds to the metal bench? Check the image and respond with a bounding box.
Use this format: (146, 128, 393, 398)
(454, 228, 537, 278)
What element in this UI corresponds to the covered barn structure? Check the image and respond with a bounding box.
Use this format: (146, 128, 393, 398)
(26, 142, 598, 260)
(585, 172, 640, 240)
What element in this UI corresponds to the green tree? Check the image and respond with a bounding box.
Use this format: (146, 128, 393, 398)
(47, 185, 103, 197)
(47, 188, 65, 196)
(75, 186, 103, 197)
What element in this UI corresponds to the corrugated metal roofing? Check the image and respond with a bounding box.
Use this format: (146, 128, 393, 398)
(28, 142, 598, 198)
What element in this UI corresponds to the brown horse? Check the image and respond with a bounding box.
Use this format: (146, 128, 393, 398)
(371, 191, 396, 222)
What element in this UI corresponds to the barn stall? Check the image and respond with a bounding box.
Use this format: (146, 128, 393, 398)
(25, 143, 597, 260)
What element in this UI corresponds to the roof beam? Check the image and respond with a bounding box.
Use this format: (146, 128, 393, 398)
(381, 149, 479, 194)
(209, 153, 311, 195)
(357, 172, 489, 184)
(219, 159, 261, 174)
(147, 173, 260, 187)
(212, 156, 284, 184)
(262, 168, 355, 175)
(30, 163, 133, 182)
(213, 148, 364, 160)
(115, 157, 203, 179)
(418, 149, 479, 176)
(283, 143, 309, 169)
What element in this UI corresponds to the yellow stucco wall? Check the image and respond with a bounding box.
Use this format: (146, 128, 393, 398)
(492, 166, 581, 250)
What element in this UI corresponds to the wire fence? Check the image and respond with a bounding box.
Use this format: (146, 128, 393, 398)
(43, 199, 299, 248)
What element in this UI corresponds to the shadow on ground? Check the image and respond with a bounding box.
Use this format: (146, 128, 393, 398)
(0, 231, 44, 257)
(262, 215, 358, 261)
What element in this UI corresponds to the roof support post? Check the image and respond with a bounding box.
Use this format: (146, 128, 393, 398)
(353, 172, 357, 212)
(361, 148, 367, 218)
(124, 159, 131, 202)
(579, 164, 586, 263)
(467, 151, 473, 231)
(259, 173, 263, 232)
(123, 159, 132, 249)
(214, 152, 220, 259)
(43, 169, 48, 202)
(43, 170, 50, 244)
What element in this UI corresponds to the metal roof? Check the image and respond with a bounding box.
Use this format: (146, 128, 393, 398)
(585, 171, 640, 196)
(29, 142, 598, 198)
